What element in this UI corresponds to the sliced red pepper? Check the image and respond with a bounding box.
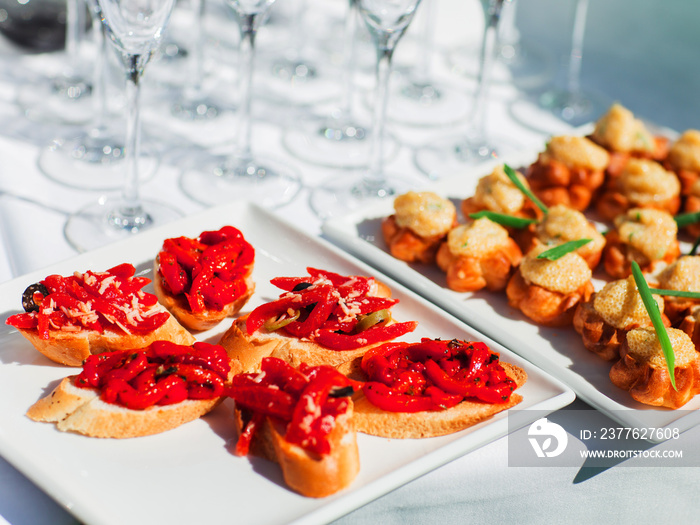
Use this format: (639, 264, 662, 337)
(312, 321, 417, 350)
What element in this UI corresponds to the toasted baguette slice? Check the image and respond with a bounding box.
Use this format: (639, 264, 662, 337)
(153, 260, 255, 331)
(338, 359, 527, 439)
(16, 313, 195, 367)
(219, 313, 401, 373)
(234, 403, 359, 498)
(27, 375, 221, 438)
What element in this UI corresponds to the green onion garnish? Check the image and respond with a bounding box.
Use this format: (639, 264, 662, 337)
(503, 164, 548, 215)
(690, 236, 700, 256)
(468, 211, 538, 229)
(651, 289, 700, 299)
(673, 211, 700, 229)
(631, 261, 676, 391)
(536, 239, 592, 261)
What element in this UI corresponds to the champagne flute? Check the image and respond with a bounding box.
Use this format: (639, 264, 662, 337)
(64, 0, 181, 252)
(414, 0, 519, 180)
(38, 0, 159, 190)
(170, 0, 224, 121)
(309, 0, 423, 220)
(383, 0, 471, 127)
(281, 0, 398, 168)
(537, 0, 604, 125)
(17, 0, 93, 124)
(179, 0, 301, 208)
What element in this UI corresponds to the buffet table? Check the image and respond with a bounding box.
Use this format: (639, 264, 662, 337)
(1, 0, 699, 523)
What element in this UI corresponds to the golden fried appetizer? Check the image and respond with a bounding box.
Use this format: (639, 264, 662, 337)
(665, 129, 700, 196)
(573, 275, 668, 361)
(461, 165, 539, 219)
(435, 218, 522, 293)
(518, 204, 606, 270)
(589, 103, 669, 177)
(506, 243, 594, 327)
(526, 135, 609, 211)
(656, 256, 700, 326)
(610, 327, 700, 409)
(679, 178, 700, 238)
(596, 158, 681, 221)
(382, 191, 457, 264)
(602, 208, 680, 279)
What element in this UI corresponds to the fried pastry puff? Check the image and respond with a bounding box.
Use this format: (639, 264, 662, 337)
(665, 129, 700, 196)
(596, 158, 680, 221)
(382, 191, 457, 264)
(610, 327, 700, 409)
(656, 256, 700, 327)
(461, 165, 540, 219)
(679, 178, 700, 238)
(589, 103, 670, 177)
(518, 204, 606, 270)
(435, 218, 522, 293)
(526, 135, 609, 211)
(602, 208, 680, 279)
(573, 275, 669, 361)
(505, 243, 594, 327)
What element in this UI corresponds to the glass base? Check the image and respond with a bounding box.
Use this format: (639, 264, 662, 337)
(413, 133, 523, 180)
(17, 74, 93, 125)
(538, 88, 607, 127)
(170, 93, 225, 121)
(282, 113, 399, 169)
(64, 196, 184, 252)
(38, 133, 159, 190)
(309, 171, 419, 220)
(382, 76, 472, 128)
(180, 153, 301, 208)
(446, 40, 555, 91)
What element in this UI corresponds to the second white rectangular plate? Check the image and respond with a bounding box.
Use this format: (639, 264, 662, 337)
(321, 151, 700, 438)
(0, 201, 573, 525)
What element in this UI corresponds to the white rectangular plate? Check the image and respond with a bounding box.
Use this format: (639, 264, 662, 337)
(0, 202, 573, 525)
(322, 149, 700, 438)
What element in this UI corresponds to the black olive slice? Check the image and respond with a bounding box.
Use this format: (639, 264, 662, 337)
(328, 386, 354, 398)
(292, 282, 313, 292)
(21, 283, 49, 313)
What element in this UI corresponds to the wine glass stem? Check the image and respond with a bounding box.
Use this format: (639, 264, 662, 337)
(413, 0, 435, 85)
(338, 0, 359, 119)
(235, 17, 257, 162)
(64, 0, 86, 78)
(122, 56, 144, 217)
(89, 2, 109, 134)
(467, 0, 504, 140)
(185, 0, 206, 99)
(566, 0, 588, 95)
(366, 41, 395, 184)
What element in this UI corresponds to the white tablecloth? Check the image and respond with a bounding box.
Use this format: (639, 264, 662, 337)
(1, 0, 699, 523)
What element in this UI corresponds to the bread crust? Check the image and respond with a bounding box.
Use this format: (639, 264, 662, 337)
(219, 315, 384, 373)
(27, 376, 221, 438)
(153, 260, 255, 331)
(15, 314, 195, 367)
(234, 404, 359, 498)
(338, 359, 526, 439)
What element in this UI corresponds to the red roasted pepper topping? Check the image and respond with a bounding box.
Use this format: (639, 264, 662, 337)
(156, 226, 255, 313)
(6, 263, 169, 339)
(360, 338, 517, 412)
(74, 341, 231, 410)
(227, 357, 357, 456)
(245, 267, 417, 350)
